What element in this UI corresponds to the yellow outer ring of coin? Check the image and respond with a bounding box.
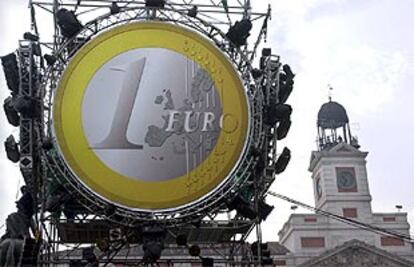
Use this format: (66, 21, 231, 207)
(53, 22, 249, 209)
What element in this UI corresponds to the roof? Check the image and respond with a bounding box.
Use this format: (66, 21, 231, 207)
(317, 100, 349, 129)
(299, 239, 414, 267)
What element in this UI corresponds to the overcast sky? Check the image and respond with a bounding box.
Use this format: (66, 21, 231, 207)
(0, 0, 413, 242)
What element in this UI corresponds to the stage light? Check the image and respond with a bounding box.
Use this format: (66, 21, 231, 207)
(4, 135, 20, 163)
(188, 5, 198, 18)
(275, 147, 291, 174)
(3, 97, 20, 126)
(1, 53, 20, 94)
(176, 234, 188, 246)
(276, 119, 291, 140)
(96, 238, 109, 252)
(226, 19, 252, 47)
(251, 68, 263, 79)
(44, 54, 57, 66)
(202, 257, 214, 267)
(145, 0, 165, 8)
(262, 48, 272, 57)
(23, 32, 39, 42)
(258, 199, 274, 221)
(227, 195, 257, 220)
(278, 64, 295, 104)
(142, 225, 166, 263)
(110, 2, 120, 14)
(264, 104, 292, 126)
(13, 95, 37, 118)
(56, 9, 83, 39)
(283, 64, 294, 78)
(279, 80, 293, 104)
(189, 244, 201, 257)
(42, 138, 54, 150)
(82, 247, 97, 264)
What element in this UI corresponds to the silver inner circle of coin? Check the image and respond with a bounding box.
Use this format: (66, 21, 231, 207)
(82, 48, 223, 181)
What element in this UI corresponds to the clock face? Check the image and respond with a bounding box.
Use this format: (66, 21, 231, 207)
(316, 178, 322, 199)
(336, 168, 357, 192)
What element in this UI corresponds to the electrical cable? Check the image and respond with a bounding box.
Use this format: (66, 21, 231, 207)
(268, 191, 414, 243)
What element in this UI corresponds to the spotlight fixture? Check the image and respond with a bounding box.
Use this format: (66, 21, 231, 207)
(23, 32, 39, 42)
(251, 68, 263, 79)
(56, 9, 83, 39)
(226, 19, 252, 47)
(13, 95, 37, 118)
(227, 195, 257, 220)
(44, 54, 57, 66)
(142, 225, 166, 263)
(145, 0, 165, 8)
(176, 234, 188, 246)
(264, 104, 292, 126)
(1, 53, 20, 94)
(82, 247, 97, 264)
(188, 5, 198, 18)
(110, 2, 120, 14)
(4, 135, 20, 163)
(3, 97, 20, 126)
(258, 199, 274, 221)
(278, 64, 295, 104)
(276, 119, 292, 140)
(188, 244, 201, 257)
(275, 147, 291, 174)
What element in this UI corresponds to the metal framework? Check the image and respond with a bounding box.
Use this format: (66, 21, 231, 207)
(9, 0, 288, 265)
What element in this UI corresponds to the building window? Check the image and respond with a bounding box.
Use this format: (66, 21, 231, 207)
(343, 208, 357, 218)
(301, 237, 325, 248)
(383, 217, 396, 222)
(381, 236, 404, 246)
(273, 260, 286, 266)
(304, 217, 317, 222)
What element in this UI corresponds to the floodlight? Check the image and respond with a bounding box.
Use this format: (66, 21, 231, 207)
(1, 53, 20, 94)
(275, 147, 291, 174)
(264, 104, 292, 126)
(227, 195, 257, 220)
(145, 0, 165, 8)
(142, 225, 166, 263)
(3, 97, 20, 126)
(188, 6, 198, 18)
(189, 244, 201, 257)
(226, 19, 252, 47)
(82, 247, 97, 264)
(23, 32, 39, 42)
(110, 2, 120, 14)
(262, 48, 272, 57)
(56, 9, 83, 39)
(276, 119, 291, 140)
(13, 95, 37, 118)
(258, 199, 274, 221)
(251, 68, 263, 79)
(4, 135, 20, 163)
(176, 234, 188, 246)
(44, 54, 57, 66)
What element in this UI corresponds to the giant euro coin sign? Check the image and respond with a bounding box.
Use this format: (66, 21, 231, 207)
(53, 22, 249, 210)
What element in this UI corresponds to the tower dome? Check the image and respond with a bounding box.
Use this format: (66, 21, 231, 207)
(316, 99, 358, 150)
(317, 100, 349, 129)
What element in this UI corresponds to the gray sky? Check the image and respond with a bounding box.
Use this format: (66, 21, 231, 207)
(0, 0, 413, 241)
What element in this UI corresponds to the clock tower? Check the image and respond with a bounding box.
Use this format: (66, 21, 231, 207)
(308, 99, 373, 220)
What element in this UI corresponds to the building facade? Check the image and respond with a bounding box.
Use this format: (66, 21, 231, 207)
(277, 100, 414, 266)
